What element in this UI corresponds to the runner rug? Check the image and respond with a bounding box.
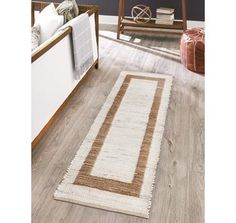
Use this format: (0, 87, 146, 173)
(54, 71, 173, 218)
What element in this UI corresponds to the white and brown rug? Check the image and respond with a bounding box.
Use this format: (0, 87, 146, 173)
(54, 71, 173, 218)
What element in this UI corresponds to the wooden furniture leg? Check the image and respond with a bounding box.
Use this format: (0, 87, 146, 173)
(121, 0, 125, 34)
(182, 0, 187, 30)
(95, 6, 99, 69)
(117, 0, 123, 39)
(31, 4, 34, 26)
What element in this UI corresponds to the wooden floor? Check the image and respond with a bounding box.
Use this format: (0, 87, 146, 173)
(32, 25, 204, 223)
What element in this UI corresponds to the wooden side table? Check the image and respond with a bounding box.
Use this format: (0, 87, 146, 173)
(117, 0, 187, 39)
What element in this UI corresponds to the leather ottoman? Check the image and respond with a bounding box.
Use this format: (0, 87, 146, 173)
(180, 28, 205, 74)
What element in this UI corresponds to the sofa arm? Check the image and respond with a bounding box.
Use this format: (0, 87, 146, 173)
(31, 1, 99, 64)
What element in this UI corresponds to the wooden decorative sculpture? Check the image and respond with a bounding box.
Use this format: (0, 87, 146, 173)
(131, 5, 152, 24)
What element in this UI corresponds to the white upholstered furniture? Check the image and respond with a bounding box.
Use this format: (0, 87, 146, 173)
(31, 2, 99, 147)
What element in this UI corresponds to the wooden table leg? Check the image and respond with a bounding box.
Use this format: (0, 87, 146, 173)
(121, 0, 125, 34)
(117, 0, 123, 39)
(182, 0, 187, 30)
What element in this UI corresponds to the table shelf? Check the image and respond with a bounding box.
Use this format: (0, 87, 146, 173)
(117, 0, 187, 39)
(121, 17, 184, 30)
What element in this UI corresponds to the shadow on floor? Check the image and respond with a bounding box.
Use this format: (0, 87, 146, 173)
(99, 30, 182, 64)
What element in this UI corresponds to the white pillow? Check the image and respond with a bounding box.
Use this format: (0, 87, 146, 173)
(39, 3, 58, 16)
(31, 24, 40, 51)
(35, 3, 64, 44)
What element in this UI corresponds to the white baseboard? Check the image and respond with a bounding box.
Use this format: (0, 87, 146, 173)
(187, 20, 205, 28)
(99, 15, 118, 25)
(99, 15, 205, 28)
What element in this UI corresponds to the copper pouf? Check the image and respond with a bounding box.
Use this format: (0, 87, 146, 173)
(180, 28, 205, 74)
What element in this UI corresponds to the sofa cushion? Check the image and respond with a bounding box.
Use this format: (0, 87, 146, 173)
(56, 0, 79, 22)
(35, 3, 64, 44)
(31, 24, 40, 51)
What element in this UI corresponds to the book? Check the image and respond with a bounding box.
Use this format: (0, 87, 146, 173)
(156, 14, 174, 20)
(155, 19, 174, 25)
(156, 7, 175, 15)
(156, 7, 175, 25)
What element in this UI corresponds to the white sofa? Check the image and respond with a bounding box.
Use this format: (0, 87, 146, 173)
(31, 2, 99, 146)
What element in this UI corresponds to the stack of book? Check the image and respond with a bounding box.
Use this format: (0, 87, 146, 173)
(156, 7, 175, 25)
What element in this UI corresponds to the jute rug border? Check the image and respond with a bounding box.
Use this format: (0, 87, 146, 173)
(54, 71, 173, 218)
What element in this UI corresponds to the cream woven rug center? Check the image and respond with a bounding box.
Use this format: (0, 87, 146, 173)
(54, 71, 173, 218)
